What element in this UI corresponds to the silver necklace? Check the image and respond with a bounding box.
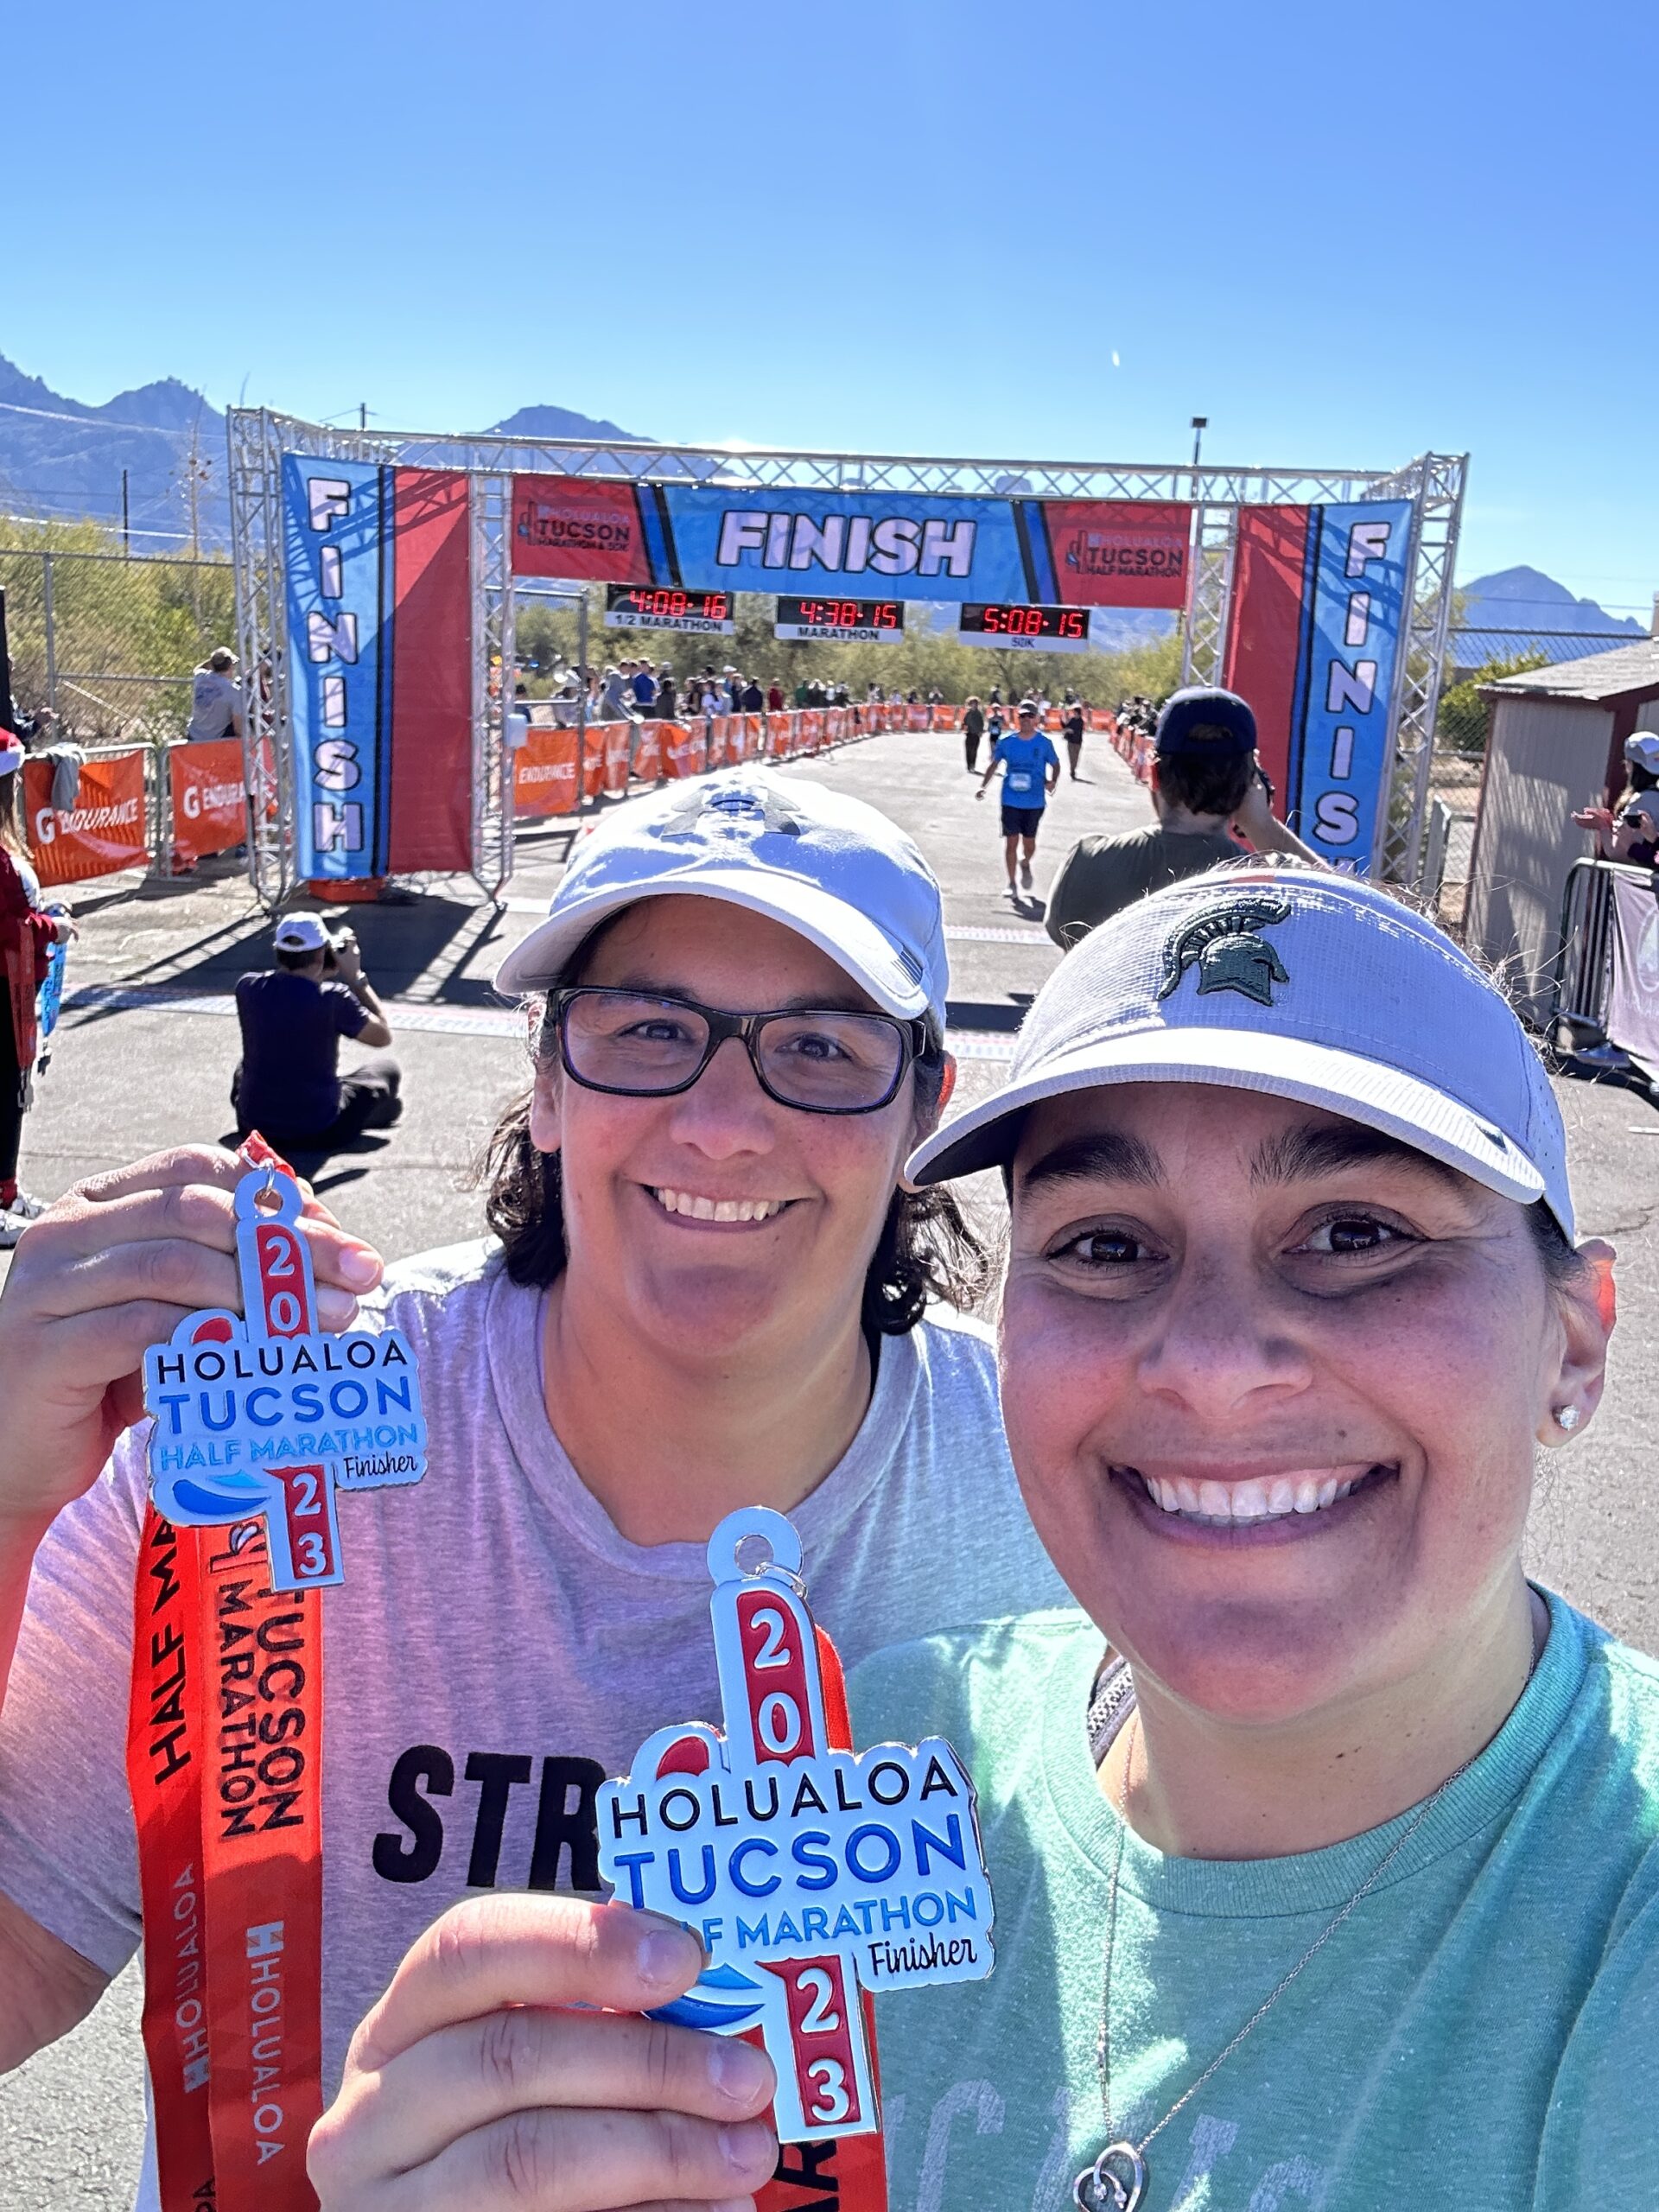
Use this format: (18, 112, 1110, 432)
(1072, 1707, 1469, 2212)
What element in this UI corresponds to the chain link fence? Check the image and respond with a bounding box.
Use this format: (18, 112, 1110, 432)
(1, 542, 236, 746)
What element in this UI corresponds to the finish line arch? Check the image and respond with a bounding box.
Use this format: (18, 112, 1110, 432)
(226, 409, 1464, 909)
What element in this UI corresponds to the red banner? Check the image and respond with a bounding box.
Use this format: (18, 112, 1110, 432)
(384, 468, 473, 874)
(1045, 499, 1192, 608)
(1222, 505, 1313, 800)
(511, 477, 644, 582)
(170, 741, 246, 863)
(27, 751, 149, 884)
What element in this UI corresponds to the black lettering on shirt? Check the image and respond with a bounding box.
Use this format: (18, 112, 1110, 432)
(373, 1745, 454, 1882)
(463, 1752, 534, 1887)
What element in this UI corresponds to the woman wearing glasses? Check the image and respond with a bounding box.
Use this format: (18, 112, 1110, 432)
(0, 769, 1063, 2209)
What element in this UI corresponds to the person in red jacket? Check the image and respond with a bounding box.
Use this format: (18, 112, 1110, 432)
(0, 734, 75, 1247)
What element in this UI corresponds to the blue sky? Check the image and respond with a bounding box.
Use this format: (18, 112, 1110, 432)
(10, 0, 1656, 612)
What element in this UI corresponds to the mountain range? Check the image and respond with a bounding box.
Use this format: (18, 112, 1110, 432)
(0, 357, 1643, 668)
(0, 353, 642, 553)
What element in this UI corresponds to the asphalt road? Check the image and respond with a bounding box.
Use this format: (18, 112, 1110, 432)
(3, 725, 1656, 2205)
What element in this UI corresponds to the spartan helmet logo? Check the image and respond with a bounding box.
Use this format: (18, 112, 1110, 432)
(1158, 893, 1292, 1007)
(657, 781, 805, 842)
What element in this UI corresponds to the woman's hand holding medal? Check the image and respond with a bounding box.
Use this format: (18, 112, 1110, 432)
(0, 1142, 384, 1536)
(308, 1892, 779, 2212)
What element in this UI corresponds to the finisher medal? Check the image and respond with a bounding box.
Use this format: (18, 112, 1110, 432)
(140, 1160, 427, 1592)
(599, 1506, 995, 2144)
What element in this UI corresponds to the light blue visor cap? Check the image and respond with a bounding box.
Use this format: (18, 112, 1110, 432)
(906, 868, 1573, 1239)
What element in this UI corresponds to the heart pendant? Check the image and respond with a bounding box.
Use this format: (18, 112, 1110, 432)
(1072, 2142, 1147, 2212)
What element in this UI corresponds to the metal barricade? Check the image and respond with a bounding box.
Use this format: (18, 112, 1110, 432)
(1551, 856, 1652, 1046)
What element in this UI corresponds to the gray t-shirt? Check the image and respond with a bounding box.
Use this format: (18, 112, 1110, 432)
(184, 669, 240, 741)
(0, 1241, 1064, 2184)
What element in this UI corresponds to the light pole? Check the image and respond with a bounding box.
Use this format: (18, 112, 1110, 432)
(1191, 416, 1208, 472)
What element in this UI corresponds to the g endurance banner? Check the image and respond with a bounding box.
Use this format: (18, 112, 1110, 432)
(511, 479, 1191, 610)
(1224, 499, 1412, 868)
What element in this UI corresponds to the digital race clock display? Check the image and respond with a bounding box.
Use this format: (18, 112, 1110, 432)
(603, 585, 737, 634)
(957, 602, 1095, 652)
(773, 596, 907, 644)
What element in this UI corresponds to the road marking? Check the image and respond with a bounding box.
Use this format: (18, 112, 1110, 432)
(61, 984, 1016, 1058)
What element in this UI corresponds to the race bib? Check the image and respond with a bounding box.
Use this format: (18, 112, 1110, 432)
(1006, 771, 1033, 795)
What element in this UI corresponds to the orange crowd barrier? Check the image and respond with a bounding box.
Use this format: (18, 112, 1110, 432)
(25, 750, 149, 885)
(513, 725, 581, 817)
(169, 740, 247, 863)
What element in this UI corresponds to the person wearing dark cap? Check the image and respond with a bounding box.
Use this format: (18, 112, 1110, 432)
(1046, 685, 1319, 949)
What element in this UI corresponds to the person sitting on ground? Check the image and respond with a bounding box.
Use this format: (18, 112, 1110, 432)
(1046, 685, 1320, 949)
(231, 913, 401, 1153)
(1573, 731, 1659, 865)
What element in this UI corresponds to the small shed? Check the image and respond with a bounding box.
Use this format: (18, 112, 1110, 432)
(1464, 637, 1659, 1020)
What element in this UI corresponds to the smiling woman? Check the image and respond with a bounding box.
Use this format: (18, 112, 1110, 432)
(855, 863, 1656, 2212)
(0, 768, 1068, 2212)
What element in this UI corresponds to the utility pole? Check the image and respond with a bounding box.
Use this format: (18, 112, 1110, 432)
(121, 467, 130, 559)
(1191, 416, 1208, 472)
(359, 402, 368, 431)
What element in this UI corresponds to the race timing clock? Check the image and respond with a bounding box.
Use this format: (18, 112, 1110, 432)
(603, 584, 738, 634)
(957, 603, 1096, 654)
(773, 596, 907, 644)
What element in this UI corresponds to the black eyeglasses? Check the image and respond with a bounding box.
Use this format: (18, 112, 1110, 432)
(550, 988, 926, 1115)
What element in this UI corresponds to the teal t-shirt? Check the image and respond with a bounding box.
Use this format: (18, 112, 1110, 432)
(849, 1592, 1659, 2211)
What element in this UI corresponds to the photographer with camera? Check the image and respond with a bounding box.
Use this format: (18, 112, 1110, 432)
(232, 912, 401, 1152)
(1046, 685, 1324, 948)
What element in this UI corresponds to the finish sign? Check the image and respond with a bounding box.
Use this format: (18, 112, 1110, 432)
(141, 1164, 426, 1591)
(598, 1506, 995, 2143)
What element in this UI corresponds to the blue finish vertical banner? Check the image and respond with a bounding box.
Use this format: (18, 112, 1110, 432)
(1286, 500, 1412, 868)
(283, 456, 391, 879)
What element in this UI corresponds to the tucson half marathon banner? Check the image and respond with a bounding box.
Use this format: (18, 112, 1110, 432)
(1223, 499, 1411, 868)
(510, 479, 1192, 609)
(283, 456, 473, 881)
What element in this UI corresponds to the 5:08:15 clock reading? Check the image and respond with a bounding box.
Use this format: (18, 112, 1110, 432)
(958, 602, 1090, 640)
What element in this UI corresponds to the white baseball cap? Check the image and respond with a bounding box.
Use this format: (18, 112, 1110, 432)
(908, 866, 1573, 1236)
(1624, 732, 1659, 775)
(273, 913, 332, 953)
(493, 768, 950, 1026)
(0, 734, 22, 779)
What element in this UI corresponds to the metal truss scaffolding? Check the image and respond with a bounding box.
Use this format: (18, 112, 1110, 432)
(229, 409, 1465, 904)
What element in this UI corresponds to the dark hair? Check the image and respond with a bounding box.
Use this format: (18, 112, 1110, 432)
(480, 947, 989, 1335)
(1155, 740, 1255, 819)
(1527, 1199, 1586, 1287)
(275, 944, 321, 971)
(0, 770, 23, 859)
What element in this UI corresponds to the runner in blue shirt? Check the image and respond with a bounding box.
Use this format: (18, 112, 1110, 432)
(976, 698, 1060, 895)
